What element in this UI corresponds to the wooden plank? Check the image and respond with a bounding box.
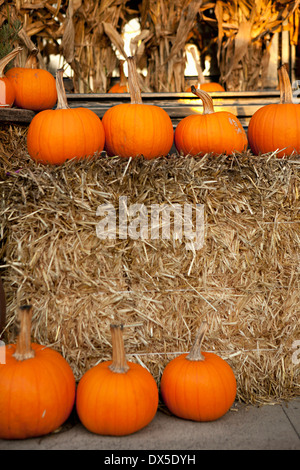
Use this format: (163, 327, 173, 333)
(66, 90, 281, 102)
(66, 102, 266, 119)
(0, 107, 36, 124)
(0, 91, 280, 126)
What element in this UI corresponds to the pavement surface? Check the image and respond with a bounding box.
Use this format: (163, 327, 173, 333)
(0, 398, 299, 451)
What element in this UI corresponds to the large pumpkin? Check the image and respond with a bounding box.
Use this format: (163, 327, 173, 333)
(0, 305, 76, 439)
(76, 324, 159, 436)
(175, 86, 247, 156)
(102, 56, 174, 159)
(248, 65, 300, 158)
(5, 47, 57, 111)
(27, 69, 105, 164)
(0, 47, 22, 108)
(160, 322, 237, 422)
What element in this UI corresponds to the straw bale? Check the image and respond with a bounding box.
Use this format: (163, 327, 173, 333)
(1, 124, 299, 405)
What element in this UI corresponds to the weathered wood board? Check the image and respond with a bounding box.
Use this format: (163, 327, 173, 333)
(0, 91, 281, 128)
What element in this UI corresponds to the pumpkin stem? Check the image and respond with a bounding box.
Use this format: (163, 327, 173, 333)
(186, 321, 208, 361)
(0, 47, 22, 77)
(119, 60, 127, 87)
(191, 86, 214, 115)
(127, 56, 142, 105)
(109, 324, 130, 373)
(13, 305, 35, 361)
(278, 64, 293, 104)
(25, 48, 39, 69)
(56, 68, 70, 110)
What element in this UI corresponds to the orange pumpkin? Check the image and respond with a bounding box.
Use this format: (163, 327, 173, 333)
(0, 47, 22, 107)
(160, 322, 237, 422)
(5, 48, 57, 111)
(200, 82, 225, 92)
(108, 60, 128, 93)
(175, 85, 247, 156)
(102, 56, 174, 159)
(248, 65, 300, 158)
(27, 69, 105, 164)
(0, 305, 76, 439)
(76, 324, 159, 436)
(186, 82, 225, 92)
(108, 83, 128, 93)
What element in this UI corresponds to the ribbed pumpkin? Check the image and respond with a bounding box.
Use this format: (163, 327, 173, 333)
(5, 48, 57, 111)
(27, 69, 105, 164)
(175, 85, 247, 156)
(160, 322, 237, 422)
(76, 324, 159, 436)
(102, 56, 174, 159)
(0, 47, 22, 107)
(248, 65, 300, 158)
(0, 305, 76, 440)
(108, 60, 128, 93)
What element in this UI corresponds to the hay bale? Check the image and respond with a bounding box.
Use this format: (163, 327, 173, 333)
(1, 125, 299, 404)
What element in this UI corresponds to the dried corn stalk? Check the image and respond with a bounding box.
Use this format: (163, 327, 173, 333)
(0, 0, 299, 91)
(138, 0, 203, 91)
(199, 0, 300, 90)
(0, 0, 132, 92)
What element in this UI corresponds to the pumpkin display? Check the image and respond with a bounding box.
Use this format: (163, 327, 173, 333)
(0, 47, 22, 107)
(102, 56, 174, 159)
(108, 60, 128, 93)
(76, 324, 159, 436)
(175, 85, 247, 156)
(248, 65, 300, 158)
(5, 48, 57, 111)
(27, 68, 105, 165)
(0, 305, 76, 440)
(160, 322, 237, 422)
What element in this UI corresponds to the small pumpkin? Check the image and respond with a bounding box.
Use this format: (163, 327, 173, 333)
(186, 83, 225, 92)
(175, 85, 247, 156)
(102, 56, 174, 159)
(0, 47, 22, 107)
(185, 47, 225, 92)
(108, 60, 128, 93)
(5, 48, 57, 111)
(27, 68, 105, 164)
(160, 322, 237, 422)
(0, 305, 76, 440)
(248, 65, 300, 158)
(76, 324, 159, 436)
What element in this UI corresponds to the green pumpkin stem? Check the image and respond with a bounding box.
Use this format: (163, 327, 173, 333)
(56, 68, 70, 110)
(0, 47, 22, 77)
(186, 321, 208, 361)
(127, 56, 142, 105)
(191, 86, 214, 115)
(13, 305, 35, 361)
(278, 64, 293, 104)
(109, 324, 130, 373)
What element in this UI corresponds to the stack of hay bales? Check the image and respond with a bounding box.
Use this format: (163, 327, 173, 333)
(1, 125, 299, 404)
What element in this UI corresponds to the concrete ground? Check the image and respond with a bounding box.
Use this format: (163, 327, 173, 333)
(0, 398, 299, 451)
